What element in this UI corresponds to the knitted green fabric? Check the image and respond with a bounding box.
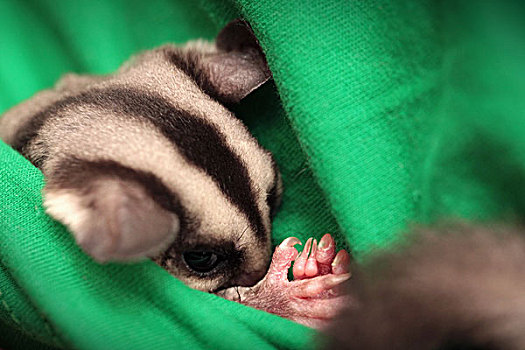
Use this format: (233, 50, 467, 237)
(2, 0, 525, 349)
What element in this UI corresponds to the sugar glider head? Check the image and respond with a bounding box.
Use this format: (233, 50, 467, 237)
(1, 19, 281, 292)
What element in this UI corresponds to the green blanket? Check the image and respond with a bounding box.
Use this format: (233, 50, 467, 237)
(2, 1, 525, 349)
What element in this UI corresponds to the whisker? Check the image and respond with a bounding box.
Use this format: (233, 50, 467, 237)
(236, 224, 250, 243)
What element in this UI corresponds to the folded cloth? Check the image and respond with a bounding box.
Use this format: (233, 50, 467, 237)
(1, 0, 525, 349)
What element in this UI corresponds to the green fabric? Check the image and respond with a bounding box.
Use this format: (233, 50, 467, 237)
(1, 0, 525, 348)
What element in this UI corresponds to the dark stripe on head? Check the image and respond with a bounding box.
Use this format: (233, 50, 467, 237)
(15, 87, 266, 241)
(165, 48, 222, 103)
(50, 157, 184, 215)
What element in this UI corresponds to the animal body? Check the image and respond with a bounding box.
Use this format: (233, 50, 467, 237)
(326, 225, 525, 349)
(0, 19, 350, 326)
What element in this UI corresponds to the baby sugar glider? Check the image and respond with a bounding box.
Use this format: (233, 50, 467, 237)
(0, 19, 350, 327)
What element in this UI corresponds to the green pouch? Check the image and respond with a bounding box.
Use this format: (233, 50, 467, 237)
(2, 1, 525, 349)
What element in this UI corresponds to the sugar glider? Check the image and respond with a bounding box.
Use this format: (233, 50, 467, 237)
(325, 225, 525, 349)
(0, 19, 350, 327)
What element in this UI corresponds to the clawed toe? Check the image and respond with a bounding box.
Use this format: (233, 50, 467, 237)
(292, 237, 312, 279)
(291, 273, 351, 298)
(305, 239, 319, 277)
(266, 236, 302, 281)
(292, 234, 350, 279)
(332, 250, 351, 275)
(317, 233, 337, 274)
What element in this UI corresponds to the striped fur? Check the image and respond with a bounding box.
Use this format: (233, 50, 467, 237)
(0, 20, 278, 292)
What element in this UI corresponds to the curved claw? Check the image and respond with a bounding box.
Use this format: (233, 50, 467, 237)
(280, 236, 302, 248)
(302, 238, 313, 257)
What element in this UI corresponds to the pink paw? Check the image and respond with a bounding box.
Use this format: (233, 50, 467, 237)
(221, 234, 352, 329)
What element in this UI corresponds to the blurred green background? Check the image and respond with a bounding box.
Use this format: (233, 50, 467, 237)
(0, 0, 216, 110)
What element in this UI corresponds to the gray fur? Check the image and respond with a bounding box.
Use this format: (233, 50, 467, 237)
(326, 225, 525, 350)
(0, 20, 278, 292)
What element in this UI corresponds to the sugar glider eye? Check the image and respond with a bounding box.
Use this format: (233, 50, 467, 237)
(182, 251, 224, 274)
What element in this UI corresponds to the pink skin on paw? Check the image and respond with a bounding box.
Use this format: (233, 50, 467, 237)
(305, 239, 319, 277)
(266, 236, 301, 280)
(293, 233, 348, 279)
(332, 249, 351, 275)
(317, 233, 337, 274)
(292, 237, 312, 279)
(217, 234, 352, 329)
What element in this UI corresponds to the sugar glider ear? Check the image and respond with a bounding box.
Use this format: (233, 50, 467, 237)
(200, 19, 272, 104)
(44, 172, 181, 262)
(205, 19, 272, 104)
